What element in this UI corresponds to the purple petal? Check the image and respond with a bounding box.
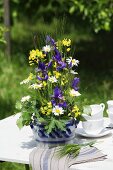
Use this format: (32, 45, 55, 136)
(37, 76, 42, 81)
(46, 35, 55, 46)
(57, 61, 66, 71)
(54, 48, 62, 61)
(72, 77, 80, 91)
(47, 60, 52, 68)
(69, 62, 72, 68)
(59, 102, 67, 108)
(51, 99, 56, 106)
(52, 87, 63, 99)
(38, 61, 46, 71)
(37, 74, 48, 81)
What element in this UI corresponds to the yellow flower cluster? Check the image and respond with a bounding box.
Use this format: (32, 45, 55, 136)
(53, 71, 61, 79)
(40, 102, 52, 115)
(28, 73, 34, 80)
(62, 38, 71, 47)
(61, 76, 68, 86)
(29, 49, 46, 65)
(72, 105, 80, 118)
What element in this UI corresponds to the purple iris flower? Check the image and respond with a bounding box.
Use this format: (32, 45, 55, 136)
(53, 48, 62, 61)
(69, 62, 72, 68)
(72, 77, 80, 91)
(51, 99, 56, 106)
(38, 61, 46, 71)
(59, 102, 67, 108)
(52, 87, 63, 99)
(47, 60, 52, 69)
(56, 61, 66, 71)
(51, 100, 67, 108)
(37, 74, 48, 81)
(51, 87, 67, 108)
(46, 35, 55, 46)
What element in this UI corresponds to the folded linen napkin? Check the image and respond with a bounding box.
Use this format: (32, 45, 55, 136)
(29, 146, 106, 170)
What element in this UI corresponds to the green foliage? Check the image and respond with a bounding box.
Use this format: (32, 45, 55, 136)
(45, 117, 66, 134)
(57, 144, 81, 158)
(68, 0, 113, 32)
(0, 25, 7, 44)
(57, 141, 95, 158)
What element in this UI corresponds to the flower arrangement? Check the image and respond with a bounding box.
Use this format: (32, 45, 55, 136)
(16, 35, 81, 136)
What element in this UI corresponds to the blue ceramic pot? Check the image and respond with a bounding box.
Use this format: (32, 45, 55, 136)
(30, 119, 79, 143)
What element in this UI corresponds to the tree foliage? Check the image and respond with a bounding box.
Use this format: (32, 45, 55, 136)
(67, 0, 113, 32)
(1, 0, 113, 42)
(14, 0, 113, 32)
(0, 25, 7, 44)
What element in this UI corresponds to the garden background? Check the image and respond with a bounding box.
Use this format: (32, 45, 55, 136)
(0, 0, 113, 169)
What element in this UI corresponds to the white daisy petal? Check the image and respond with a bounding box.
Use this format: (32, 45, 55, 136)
(48, 76, 57, 83)
(21, 96, 31, 103)
(20, 78, 29, 85)
(29, 83, 42, 89)
(42, 45, 52, 52)
(66, 57, 79, 67)
(70, 70, 78, 74)
(70, 89, 81, 97)
(52, 106, 64, 116)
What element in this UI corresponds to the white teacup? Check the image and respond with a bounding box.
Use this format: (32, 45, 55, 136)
(82, 119, 104, 135)
(82, 103, 105, 120)
(107, 110, 113, 124)
(107, 100, 113, 112)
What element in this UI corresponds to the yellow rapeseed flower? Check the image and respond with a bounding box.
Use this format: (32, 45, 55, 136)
(36, 49, 46, 59)
(53, 62, 57, 68)
(62, 38, 71, 47)
(43, 81, 47, 87)
(47, 102, 52, 108)
(48, 72, 52, 76)
(67, 48, 71, 52)
(28, 73, 34, 80)
(53, 71, 61, 79)
(72, 105, 80, 118)
(29, 50, 37, 60)
(40, 107, 46, 114)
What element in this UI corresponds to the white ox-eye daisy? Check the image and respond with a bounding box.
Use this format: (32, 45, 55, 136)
(52, 105, 64, 116)
(66, 57, 79, 67)
(70, 70, 78, 75)
(70, 89, 81, 97)
(20, 78, 30, 85)
(42, 45, 52, 53)
(21, 96, 31, 103)
(29, 83, 42, 89)
(48, 76, 57, 83)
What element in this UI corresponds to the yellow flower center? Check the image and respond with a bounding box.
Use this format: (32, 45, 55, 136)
(55, 109, 61, 114)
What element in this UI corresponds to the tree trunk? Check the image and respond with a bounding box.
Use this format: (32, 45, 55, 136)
(4, 0, 11, 58)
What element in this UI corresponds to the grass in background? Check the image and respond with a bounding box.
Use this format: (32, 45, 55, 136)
(0, 51, 29, 119)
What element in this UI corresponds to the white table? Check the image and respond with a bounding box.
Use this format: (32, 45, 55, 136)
(0, 114, 113, 170)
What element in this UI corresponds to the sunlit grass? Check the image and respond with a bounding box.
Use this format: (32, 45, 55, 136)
(0, 51, 29, 119)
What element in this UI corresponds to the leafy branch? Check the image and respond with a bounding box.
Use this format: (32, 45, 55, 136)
(56, 141, 95, 158)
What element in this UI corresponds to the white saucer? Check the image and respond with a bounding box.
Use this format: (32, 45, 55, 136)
(75, 128, 112, 138)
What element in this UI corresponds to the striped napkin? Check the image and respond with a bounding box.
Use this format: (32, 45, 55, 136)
(29, 146, 106, 170)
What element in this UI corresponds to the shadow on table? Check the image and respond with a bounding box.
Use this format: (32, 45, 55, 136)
(21, 139, 38, 149)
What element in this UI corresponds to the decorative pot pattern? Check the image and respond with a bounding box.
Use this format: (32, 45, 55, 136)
(30, 119, 78, 143)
